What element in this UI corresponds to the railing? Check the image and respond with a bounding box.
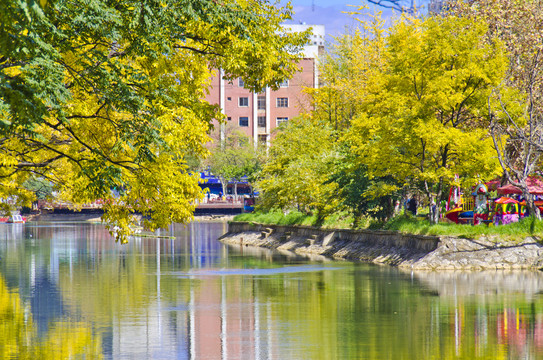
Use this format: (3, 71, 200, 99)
(462, 195, 474, 212)
(37, 199, 104, 210)
(198, 196, 245, 205)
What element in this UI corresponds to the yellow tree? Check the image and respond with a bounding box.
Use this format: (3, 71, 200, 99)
(0, 0, 309, 241)
(348, 15, 508, 222)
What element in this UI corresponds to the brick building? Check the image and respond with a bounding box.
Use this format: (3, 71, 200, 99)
(205, 24, 325, 147)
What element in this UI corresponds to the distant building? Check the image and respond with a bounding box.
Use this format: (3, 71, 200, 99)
(204, 24, 325, 147)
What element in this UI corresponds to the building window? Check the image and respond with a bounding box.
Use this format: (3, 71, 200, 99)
(258, 134, 267, 146)
(279, 79, 289, 88)
(276, 97, 288, 107)
(227, 117, 231, 121)
(239, 116, 249, 127)
(238, 77, 245, 87)
(227, 97, 231, 101)
(276, 117, 288, 126)
(258, 116, 266, 127)
(257, 96, 266, 110)
(239, 97, 249, 107)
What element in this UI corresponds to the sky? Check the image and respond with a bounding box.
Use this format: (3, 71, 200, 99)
(279, 0, 430, 40)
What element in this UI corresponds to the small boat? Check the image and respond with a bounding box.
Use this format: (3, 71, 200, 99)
(7, 215, 25, 223)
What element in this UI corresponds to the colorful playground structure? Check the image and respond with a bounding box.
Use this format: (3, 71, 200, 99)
(444, 177, 543, 226)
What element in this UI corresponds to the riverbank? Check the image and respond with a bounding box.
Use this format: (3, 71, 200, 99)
(219, 222, 543, 270)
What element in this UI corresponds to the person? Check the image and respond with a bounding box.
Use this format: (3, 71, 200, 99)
(407, 197, 417, 216)
(394, 200, 401, 216)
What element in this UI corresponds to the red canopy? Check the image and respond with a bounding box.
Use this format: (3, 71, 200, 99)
(495, 176, 543, 195)
(486, 179, 501, 191)
(497, 184, 543, 195)
(497, 184, 523, 195)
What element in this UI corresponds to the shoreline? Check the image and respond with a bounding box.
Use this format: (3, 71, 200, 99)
(219, 222, 543, 270)
(22, 211, 234, 223)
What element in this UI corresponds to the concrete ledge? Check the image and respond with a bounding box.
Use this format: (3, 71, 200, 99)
(220, 222, 543, 270)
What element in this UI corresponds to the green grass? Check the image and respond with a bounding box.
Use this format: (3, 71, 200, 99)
(234, 211, 543, 242)
(383, 215, 543, 241)
(233, 210, 354, 228)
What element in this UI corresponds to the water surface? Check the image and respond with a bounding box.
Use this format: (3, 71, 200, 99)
(1, 221, 543, 359)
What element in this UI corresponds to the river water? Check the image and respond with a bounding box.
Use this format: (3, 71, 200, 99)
(1, 221, 543, 359)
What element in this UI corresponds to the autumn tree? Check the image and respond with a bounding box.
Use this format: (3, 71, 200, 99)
(347, 15, 507, 223)
(0, 0, 308, 241)
(449, 0, 543, 219)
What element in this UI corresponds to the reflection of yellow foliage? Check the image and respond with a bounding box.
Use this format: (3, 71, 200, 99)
(34, 322, 103, 360)
(0, 276, 102, 359)
(0, 276, 33, 359)
(59, 253, 155, 319)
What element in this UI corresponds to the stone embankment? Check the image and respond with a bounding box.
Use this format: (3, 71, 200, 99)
(219, 222, 543, 270)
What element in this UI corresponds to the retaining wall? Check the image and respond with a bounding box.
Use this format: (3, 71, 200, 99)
(220, 222, 543, 270)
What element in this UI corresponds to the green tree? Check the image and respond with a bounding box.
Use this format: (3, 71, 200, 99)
(347, 15, 507, 223)
(207, 129, 261, 198)
(256, 117, 339, 221)
(327, 148, 401, 226)
(0, 0, 308, 241)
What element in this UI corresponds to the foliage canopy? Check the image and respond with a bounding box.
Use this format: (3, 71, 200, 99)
(256, 117, 339, 219)
(0, 0, 308, 241)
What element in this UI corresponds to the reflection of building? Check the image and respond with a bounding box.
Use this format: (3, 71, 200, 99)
(204, 24, 325, 147)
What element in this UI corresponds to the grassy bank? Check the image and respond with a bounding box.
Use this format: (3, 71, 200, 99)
(233, 211, 543, 242)
(234, 210, 355, 229)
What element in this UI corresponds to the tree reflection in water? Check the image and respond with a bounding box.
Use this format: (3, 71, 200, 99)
(2, 222, 543, 359)
(0, 275, 102, 359)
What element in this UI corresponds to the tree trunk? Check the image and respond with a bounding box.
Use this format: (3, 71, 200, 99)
(522, 188, 541, 220)
(219, 176, 228, 199)
(433, 179, 443, 224)
(424, 180, 440, 224)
